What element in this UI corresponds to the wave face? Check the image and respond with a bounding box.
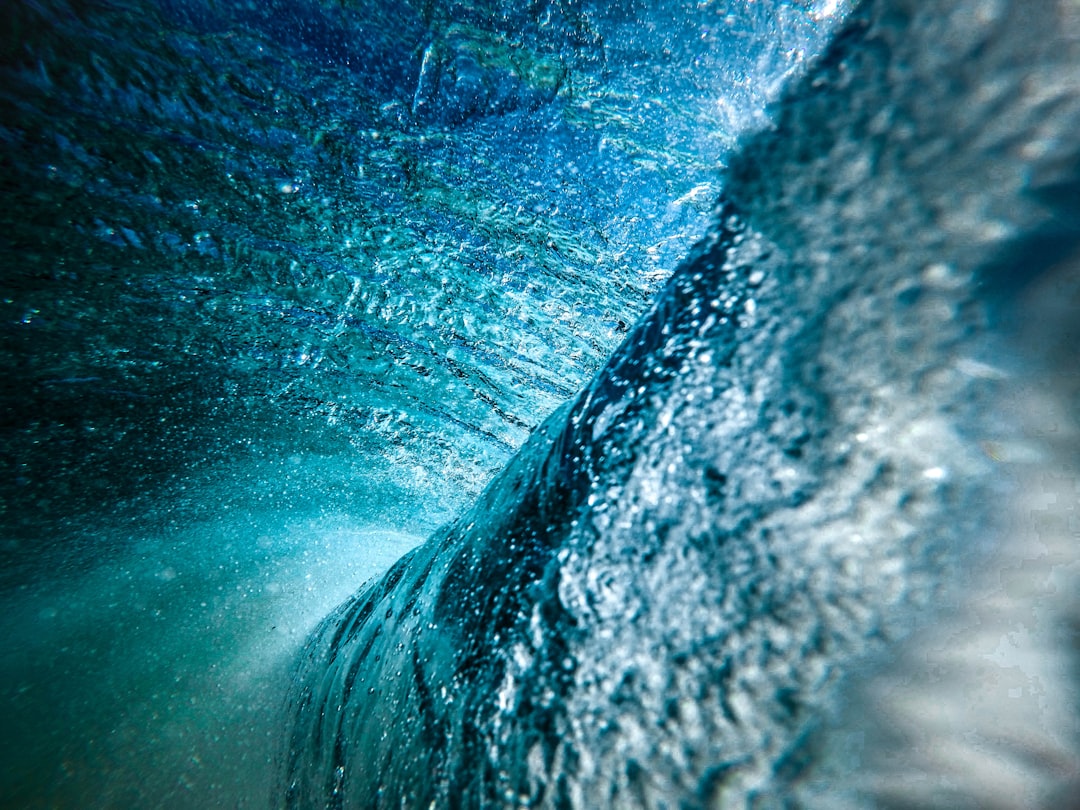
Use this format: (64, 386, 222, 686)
(280, 0, 1080, 807)
(0, 1, 839, 807)
(2, 0, 1077, 806)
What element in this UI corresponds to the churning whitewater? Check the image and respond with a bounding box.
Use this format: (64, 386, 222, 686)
(279, 0, 1080, 808)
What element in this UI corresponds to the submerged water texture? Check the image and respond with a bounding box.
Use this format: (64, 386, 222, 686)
(2, 1, 843, 807)
(1, 0, 833, 547)
(280, 0, 1080, 807)
(5, 0, 1079, 807)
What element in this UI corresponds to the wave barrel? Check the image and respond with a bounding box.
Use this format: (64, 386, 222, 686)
(279, 0, 1080, 806)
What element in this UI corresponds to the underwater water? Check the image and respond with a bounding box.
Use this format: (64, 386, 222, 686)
(3, 0, 1079, 808)
(1, 0, 839, 806)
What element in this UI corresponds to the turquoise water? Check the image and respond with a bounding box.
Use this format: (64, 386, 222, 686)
(1, 1, 841, 806)
(4, 0, 1079, 807)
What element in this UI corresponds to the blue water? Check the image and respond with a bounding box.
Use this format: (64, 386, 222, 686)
(3, 0, 1079, 807)
(1, 1, 839, 806)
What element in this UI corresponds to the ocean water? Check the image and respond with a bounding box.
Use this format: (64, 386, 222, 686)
(3, 0, 1078, 808)
(1, 0, 839, 806)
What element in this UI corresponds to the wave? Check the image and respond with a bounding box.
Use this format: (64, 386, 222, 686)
(279, 0, 1080, 807)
